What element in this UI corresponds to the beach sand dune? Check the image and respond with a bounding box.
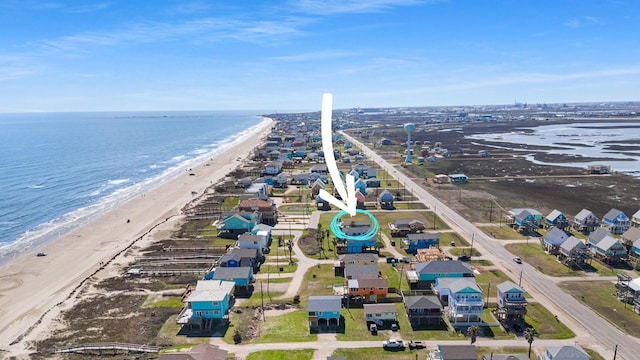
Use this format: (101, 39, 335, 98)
(0, 120, 272, 356)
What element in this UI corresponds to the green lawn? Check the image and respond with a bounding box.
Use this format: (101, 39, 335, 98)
(246, 350, 314, 360)
(449, 247, 482, 257)
(331, 347, 427, 359)
(239, 290, 286, 307)
(504, 243, 582, 277)
(379, 263, 410, 291)
(558, 280, 640, 337)
(336, 307, 391, 341)
(478, 225, 529, 240)
(475, 269, 516, 301)
(253, 310, 318, 343)
(524, 302, 575, 339)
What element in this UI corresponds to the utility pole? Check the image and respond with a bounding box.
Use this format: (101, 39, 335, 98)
(470, 233, 475, 256)
(519, 270, 523, 287)
(260, 280, 265, 321)
(433, 205, 437, 230)
(613, 344, 618, 360)
(489, 201, 493, 223)
(485, 282, 491, 308)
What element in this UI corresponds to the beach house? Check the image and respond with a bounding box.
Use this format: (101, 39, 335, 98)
(388, 218, 426, 237)
(601, 208, 631, 234)
(573, 209, 599, 233)
(217, 212, 261, 238)
(308, 296, 342, 331)
(558, 236, 589, 266)
(632, 209, 640, 228)
(495, 281, 527, 321)
(378, 189, 395, 209)
(403, 295, 442, 326)
(238, 198, 278, 225)
(177, 280, 235, 330)
(436, 345, 478, 360)
(545, 209, 570, 230)
(538, 345, 590, 360)
(542, 226, 569, 254)
(347, 278, 389, 302)
(413, 260, 474, 285)
(434, 277, 484, 323)
(208, 267, 254, 294)
(406, 232, 440, 253)
(364, 303, 397, 328)
(590, 235, 626, 263)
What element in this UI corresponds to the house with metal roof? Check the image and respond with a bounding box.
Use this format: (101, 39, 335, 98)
(308, 296, 342, 331)
(434, 277, 484, 323)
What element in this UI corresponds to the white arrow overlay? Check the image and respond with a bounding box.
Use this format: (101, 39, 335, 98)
(318, 93, 357, 216)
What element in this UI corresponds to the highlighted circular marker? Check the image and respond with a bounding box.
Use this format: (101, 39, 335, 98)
(330, 209, 379, 241)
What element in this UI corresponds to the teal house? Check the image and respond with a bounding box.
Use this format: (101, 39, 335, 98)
(217, 212, 261, 237)
(308, 295, 342, 330)
(177, 280, 235, 329)
(414, 261, 473, 283)
(207, 266, 254, 287)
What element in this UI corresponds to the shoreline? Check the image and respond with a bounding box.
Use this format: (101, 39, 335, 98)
(0, 117, 271, 267)
(0, 118, 273, 353)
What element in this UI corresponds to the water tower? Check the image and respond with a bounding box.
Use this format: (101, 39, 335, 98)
(404, 123, 416, 163)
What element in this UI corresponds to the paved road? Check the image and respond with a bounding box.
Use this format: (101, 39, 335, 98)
(342, 132, 637, 360)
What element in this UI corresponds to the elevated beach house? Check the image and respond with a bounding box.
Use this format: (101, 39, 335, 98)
(363, 303, 397, 328)
(542, 226, 569, 254)
(437, 345, 478, 360)
(403, 295, 442, 326)
(308, 295, 342, 330)
(558, 236, 589, 266)
(573, 208, 599, 234)
(238, 198, 278, 225)
(406, 232, 440, 254)
(590, 235, 626, 263)
(216, 211, 261, 238)
(388, 218, 426, 237)
(335, 220, 377, 254)
(601, 208, 630, 235)
(207, 267, 254, 294)
(434, 277, 484, 324)
(344, 264, 379, 280)
(507, 208, 543, 232)
(495, 281, 527, 321)
(632, 209, 640, 228)
(545, 209, 570, 230)
(410, 260, 474, 289)
(347, 278, 389, 302)
(177, 280, 235, 330)
(378, 189, 395, 209)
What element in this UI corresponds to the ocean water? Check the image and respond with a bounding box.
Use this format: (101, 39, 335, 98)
(465, 120, 640, 177)
(0, 111, 268, 261)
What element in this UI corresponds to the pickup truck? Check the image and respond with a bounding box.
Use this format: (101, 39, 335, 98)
(382, 339, 405, 350)
(408, 340, 426, 349)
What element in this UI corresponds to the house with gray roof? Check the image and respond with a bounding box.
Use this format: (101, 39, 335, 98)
(363, 303, 397, 327)
(483, 355, 528, 360)
(543, 226, 569, 254)
(404, 295, 442, 325)
(414, 260, 474, 283)
(437, 345, 477, 360)
(601, 208, 630, 235)
(434, 277, 483, 323)
(308, 296, 342, 330)
(590, 235, 626, 263)
(558, 236, 588, 266)
(573, 208, 599, 233)
(545, 209, 570, 230)
(344, 264, 379, 280)
(538, 345, 590, 360)
(587, 227, 610, 247)
(495, 281, 527, 321)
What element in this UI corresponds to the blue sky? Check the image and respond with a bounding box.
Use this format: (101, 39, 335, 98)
(1, 0, 639, 112)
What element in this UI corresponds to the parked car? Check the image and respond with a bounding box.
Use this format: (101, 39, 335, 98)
(382, 339, 405, 350)
(457, 254, 471, 261)
(408, 340, 426, 349)
(391, 323, 398, 331)
(37, 252, 47, 257)
(450, 241, 456, 246)
(369, 323, 378, 335)
(386, 257, 397, 264)
(399, 257, 410, 263)
(513, 256, 522, 264)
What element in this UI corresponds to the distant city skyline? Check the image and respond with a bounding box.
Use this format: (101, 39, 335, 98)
(1, 0, 639, 112)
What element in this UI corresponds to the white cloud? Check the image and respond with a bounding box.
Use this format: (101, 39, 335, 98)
(291, 0, 429, 15)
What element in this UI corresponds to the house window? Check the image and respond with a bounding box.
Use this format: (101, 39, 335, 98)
(213, 301, 219, 306)
(196, 311, 202, 317)
(214, 310, 220, 315)
(317, 312, 323, 316)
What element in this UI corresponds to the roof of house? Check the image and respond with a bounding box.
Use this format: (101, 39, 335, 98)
(186, 289, 229, 303)
(238, 233, 264, 242)
(404, 295, 442, 309)
(308, 295, 342, 312)
(252, 223, 273, 232)
(594, 235, 622, 251)
(211, 267, 252, 279)
(436, 277, 481, 294)
(622, 226, 640, 242)
(195, 280, 235, 292)
(220, 248, 258, 262)
(633, 209, 640, 219)
(348, 278, 389, 289)
(414, 260, 473, 275)
(407, 232, 440, 241)
(575, 208, 596, 221)
(239, 199, 274, 209)
(546, 209, 566, 222)
(544, 227, 569, 245)
(588, 227, 611, 244)
(603, 208, 627, 222)
(363, 303, 397, 315)
(378, 189, 395, 201)
(496, 281, 523, 294)
(344, 264, 379, 279)
(438, 345, 478, 360)
(544, 345, 590, 360)
(560, 236, 586, 253)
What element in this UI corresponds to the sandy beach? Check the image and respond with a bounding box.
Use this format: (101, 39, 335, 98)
(0, 119, 273, 356)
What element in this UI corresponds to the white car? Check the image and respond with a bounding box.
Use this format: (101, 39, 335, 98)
(382, 339, 405, 349)
(513, 256, 522, 264)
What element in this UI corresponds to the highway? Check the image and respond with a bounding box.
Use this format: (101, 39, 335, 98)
(342, 131, 638, 360)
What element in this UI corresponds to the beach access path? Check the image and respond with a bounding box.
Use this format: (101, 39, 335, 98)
(0, 120, 273, 356)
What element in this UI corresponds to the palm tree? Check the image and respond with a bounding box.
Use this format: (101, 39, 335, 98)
(467, 325, 479, 344)
(524, 327, 538, 357)
(287, 240, 294, 264)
